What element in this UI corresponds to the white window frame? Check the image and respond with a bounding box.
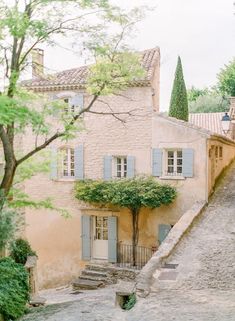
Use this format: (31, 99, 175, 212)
(165, 149, 183, 177)
(60, 147, 75, 178)
(112, 156, 127, 178)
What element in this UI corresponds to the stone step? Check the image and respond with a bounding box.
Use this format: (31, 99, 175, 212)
(72, 278, 105, 290)
(79, 274, 109, 283)
(81, 269, 108, 278)
(86, 264, 111, 273)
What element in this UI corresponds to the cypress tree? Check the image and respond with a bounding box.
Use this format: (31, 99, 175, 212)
(169, 56, 189, 121)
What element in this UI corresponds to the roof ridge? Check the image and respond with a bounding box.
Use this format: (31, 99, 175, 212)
(21, 47, 160, 90)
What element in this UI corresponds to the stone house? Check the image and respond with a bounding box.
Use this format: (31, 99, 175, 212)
(20, 48, 235, 289)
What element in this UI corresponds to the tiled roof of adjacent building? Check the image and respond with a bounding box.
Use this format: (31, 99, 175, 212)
(156, 112, 235, 144)
(21, 47, 160, 92)
(189, 112, 224, 136)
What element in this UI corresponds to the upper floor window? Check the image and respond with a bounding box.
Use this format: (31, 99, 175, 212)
(166, 150, 182, 176)
(60, 147, 75, 178)
(63, 98, 75, 114)
(114, 156, 127, 178)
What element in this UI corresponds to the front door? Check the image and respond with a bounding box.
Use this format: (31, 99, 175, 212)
(93, 216, 108, 259)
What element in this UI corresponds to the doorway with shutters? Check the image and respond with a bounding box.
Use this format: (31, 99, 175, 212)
(92, 216, 108, 260)
(81, 214, 118, 263)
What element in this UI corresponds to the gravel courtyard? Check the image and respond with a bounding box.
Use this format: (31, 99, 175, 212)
(20, 162, 235, 321)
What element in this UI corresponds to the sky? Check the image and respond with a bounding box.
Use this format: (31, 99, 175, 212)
(39, 0, 235, 111)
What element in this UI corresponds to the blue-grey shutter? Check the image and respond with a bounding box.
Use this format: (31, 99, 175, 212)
(69, 94, 84, 113)
(103, 155, 112, 180)
(50, 147, 58, 180)
(108, 216, 117, 263)
(158, 224, 172, 244)
(127, 156, 135, 178)
(50, 94, 59, 117)
(182, 148, 194, 178)
(81, 215, 91, 260)
(74, 145, 84, 180)
(152, 148, 163, 177)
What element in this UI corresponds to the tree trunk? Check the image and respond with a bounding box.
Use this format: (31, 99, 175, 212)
(0, 126, 17, 206)
(131, 208, 140, 266)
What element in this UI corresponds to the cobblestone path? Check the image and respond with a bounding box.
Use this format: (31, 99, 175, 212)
(127, 161, 235, 321)
(20, 162, 235, 321)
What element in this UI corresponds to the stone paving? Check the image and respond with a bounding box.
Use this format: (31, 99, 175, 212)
(20, 162, 235, 321)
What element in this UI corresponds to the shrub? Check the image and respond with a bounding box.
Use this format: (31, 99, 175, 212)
(0, 208, 18, 253)
(123, 293, 136, 310)
(0, 257, 29, 320)
(10, 238, 37, 265)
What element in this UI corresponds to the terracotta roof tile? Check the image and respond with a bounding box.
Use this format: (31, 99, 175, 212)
(189, 112, 224, 136)
(21, 47, 160, 91)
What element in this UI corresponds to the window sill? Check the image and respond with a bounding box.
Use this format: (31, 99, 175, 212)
(159, 176, 185, 180)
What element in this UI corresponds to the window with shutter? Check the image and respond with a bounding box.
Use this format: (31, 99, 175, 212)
(111, 156, 135, 178)
(59, 147, 75, 178)
(165, 149, 183, 177)
(113, 156, 127, 178)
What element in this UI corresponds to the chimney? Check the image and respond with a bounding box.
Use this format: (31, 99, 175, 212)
(32, 48, 44, 78)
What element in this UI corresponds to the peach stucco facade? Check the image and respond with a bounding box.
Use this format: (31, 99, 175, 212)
(20, 48, 235, 289)
(23, 101, 235, 289)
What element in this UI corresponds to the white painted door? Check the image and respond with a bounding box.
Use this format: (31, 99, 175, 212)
(93, 216, 108, 259)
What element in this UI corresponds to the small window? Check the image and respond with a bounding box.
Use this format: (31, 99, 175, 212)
(166, 150, 182, 176)
(215, 146, 218, 159)
(95, 217, 108, 240)
(60, 147, 75, 178)
(219, 146, 223, 159)
(113, 157, 127, 178)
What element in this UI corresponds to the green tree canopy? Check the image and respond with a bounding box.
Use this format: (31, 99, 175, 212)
(217, 58, 235, 96)
(0, 0, 146, 203)
(188, 88, 229, 113)
(75, 177, 177, 264)
(187, 86, 209, 102)
(169, 56, 189, 121)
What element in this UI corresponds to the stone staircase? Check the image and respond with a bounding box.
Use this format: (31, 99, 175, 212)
(72, 263, 138, 291)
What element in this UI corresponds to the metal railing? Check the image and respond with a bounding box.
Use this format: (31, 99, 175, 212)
(117, 243, 155, 270)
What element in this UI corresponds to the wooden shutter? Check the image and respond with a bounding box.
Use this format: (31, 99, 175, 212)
(81, 215, 91, 260)
(69, 94, 84, 113)
(50, 147, 58, 180)
(152, 148, 163, 177)
(127, 156, 135, 178)
(182, 148, 194, 177)
(108, 216, 117, 263)
(158, 224, 171, 244)
(103, 155, 112, 180)
(74, 145, 84, 180)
